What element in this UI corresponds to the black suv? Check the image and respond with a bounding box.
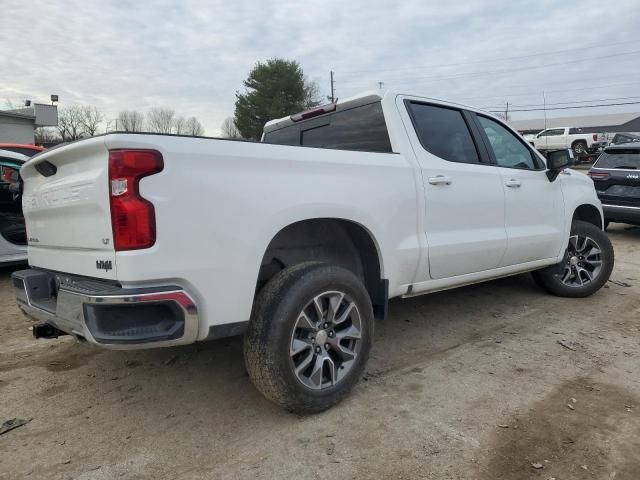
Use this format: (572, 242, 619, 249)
(589, 142, 640, 227)
(609, 132, 640, 146)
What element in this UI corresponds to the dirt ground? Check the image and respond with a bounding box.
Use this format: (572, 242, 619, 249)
(1, 225, 639, 480)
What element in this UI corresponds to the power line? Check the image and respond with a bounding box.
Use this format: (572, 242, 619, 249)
(479, 95, 640, 110)
(337, 78, 640, 101)
(452, 81, 640, 103)
(338, 49, 640, 87)
(337, 40, 639, 76)
(487, 100, 640, 113)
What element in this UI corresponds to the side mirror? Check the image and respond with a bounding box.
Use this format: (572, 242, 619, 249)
(545, 149, 573, 181)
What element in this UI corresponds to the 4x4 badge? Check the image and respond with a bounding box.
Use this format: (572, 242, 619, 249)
(96, 260, 112, 272)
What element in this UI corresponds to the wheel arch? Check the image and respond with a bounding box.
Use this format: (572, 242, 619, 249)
(573, 203, 603, 229)
(255, 218, 388, 319)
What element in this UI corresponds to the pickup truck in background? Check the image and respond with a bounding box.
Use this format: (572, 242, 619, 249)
(13, 91, 614, 413)
(530, 126, 601, 155)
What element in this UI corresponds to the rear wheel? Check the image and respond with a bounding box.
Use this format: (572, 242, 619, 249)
(532, 220, 614, 297)
(572, 140, 588, 155)
(244, 262, 373, 413)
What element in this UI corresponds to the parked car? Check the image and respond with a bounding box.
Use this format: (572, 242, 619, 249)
(530, 127, 600, 155)
(588, 142, 640, 228)
(608, 132, 640, 146)
(0, 149, 28, 266)
(13, 91, 613, 412)
(0, 143, 45, 157)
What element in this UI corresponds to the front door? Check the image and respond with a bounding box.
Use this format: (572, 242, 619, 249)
(404, 101, 507, 280)
(473, 115, 566, 266)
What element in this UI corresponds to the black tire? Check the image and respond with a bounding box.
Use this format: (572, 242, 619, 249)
(244, 262, 374, 413)
(572, 140, 588, 155)
(532, 220, 614, 297)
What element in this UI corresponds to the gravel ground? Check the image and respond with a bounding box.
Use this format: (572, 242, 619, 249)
(1, 224, 639, 480)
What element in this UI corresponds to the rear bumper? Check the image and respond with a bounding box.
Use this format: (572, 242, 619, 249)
(13, 269, 199, 350)
(602, 204, 640, 225)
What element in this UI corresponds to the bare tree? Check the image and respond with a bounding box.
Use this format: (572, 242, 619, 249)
(185, 117, 204, 136)
(303, 77, 322, 109)
(57, 106, 85, 141)
(117, 110, 145, 132)
(173, 116, 187, 135)
(34, 127, 61, 145)
(220, 117, 242, 139)
(146, 107, 175, 134)
(79, 105, 104, 136)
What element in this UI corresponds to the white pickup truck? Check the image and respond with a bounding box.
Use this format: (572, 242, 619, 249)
(14, 91, 614, 413)
(529, 126, 600, 155)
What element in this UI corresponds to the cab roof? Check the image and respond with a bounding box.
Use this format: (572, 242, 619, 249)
(263, 89, 496, 134)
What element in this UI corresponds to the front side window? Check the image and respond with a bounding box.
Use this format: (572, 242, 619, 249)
(539, 128, 564, 137)
(547, 128, 565, 136)
(477, 116, 538, 170)
(407, 102, 480, 164)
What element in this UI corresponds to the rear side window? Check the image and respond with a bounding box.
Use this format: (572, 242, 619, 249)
(595, 150, 640, 169)
(407, 102, 480, 164)
(263, 102, 392, 153)
(568, 128, 584, 135)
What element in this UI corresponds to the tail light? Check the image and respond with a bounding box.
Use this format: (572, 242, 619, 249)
(108, 150, 164, 250)
(588, 171, 610, 181)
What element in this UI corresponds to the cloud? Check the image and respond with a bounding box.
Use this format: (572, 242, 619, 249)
(1, 0, 639, 134)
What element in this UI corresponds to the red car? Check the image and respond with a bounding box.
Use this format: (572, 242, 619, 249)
(0, 143, 45, 157)
(0, 144, 45, 182)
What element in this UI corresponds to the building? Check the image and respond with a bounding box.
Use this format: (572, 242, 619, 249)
(0, 103, 58, 144)
(509, 112, 640, 135)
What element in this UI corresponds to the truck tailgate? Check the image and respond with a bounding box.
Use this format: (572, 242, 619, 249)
(20, 137, 116, 279)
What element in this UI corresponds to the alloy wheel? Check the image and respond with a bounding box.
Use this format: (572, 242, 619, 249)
(289, 291, 362, 390)
(560, 235, 603, 287)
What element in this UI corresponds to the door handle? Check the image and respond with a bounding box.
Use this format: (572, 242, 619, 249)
(505, 179, 522, 188)
(428, 175, 452, 186)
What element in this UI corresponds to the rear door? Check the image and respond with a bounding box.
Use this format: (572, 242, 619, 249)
(472, 114, 566, 266)
(20, 137, 116, 279)
(403, 100, 507, 280)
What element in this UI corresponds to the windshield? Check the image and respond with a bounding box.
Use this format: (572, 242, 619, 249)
(595, 150, 640, 170)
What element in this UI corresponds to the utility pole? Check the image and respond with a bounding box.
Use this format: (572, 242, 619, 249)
(542, 90, 547, 131)
(504, 101, 509, 122)
(330, 71, 335, 103)
(378, 81, 384, 90)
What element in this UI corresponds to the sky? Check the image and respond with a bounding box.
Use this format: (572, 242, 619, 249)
(2, 0, 639, 135)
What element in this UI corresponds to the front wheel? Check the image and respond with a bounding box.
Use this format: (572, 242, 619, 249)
(532, 220, 614, 297)
(244, 262, 374, 413)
